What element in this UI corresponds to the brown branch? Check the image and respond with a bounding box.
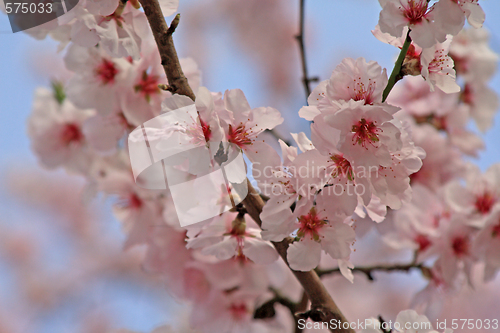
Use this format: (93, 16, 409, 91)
(316, 262, 425, 280)
(138, 2, 353, 332)
(295, 0, 318, 101)
(243, 180, 354, 333)
(138, 1, 195, 100)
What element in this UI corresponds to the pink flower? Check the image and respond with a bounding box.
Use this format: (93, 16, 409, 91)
(429, 215, 477, 285)
(368, 120, 425, 209)
(190, 290, 266, 333)
(474, 207, 500, 282)
(160, 86, 226, 145)
(378, 0, 453, 49)
(28, 87, 95, 172)
(325, 100, 402, 168)
(382, 184, 447, 261)
(286, 196, 355, 273)
(445, 164, 500, 227)
(408, 124, 465, 190)
(373, 26, 460, 93)
(299, 57, 393, 121)
(92, 164, 165, 249)
(434, 0, 484, 32)
(420, 38, 460, 93)
(257, 141, 303, 242)
(295, 119, 373, 217)
(449, 28, 498, 84)
(64, 43, 131, 115)
(66, 3, 149, 59)
(221, 89, 284, 163)
(119, 55, 165, 125)
(186, 213, 279, 265)
(326, 57, 388, 105)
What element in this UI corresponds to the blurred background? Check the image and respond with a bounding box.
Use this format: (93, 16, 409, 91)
(1, 0, 500, 332)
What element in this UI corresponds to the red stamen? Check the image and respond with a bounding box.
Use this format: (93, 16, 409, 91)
(227, 124, 252, 148)
(60, 123, 83, 145)
(95, 59, 118, 85)
(351, 118, 380, 148)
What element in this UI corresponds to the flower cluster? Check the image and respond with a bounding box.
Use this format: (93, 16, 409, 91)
(254, 57, 424, 275)
(15, 0, 500, 331)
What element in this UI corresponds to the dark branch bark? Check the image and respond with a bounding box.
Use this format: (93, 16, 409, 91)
(316, 262, 425, 280)
(295, 0, 318, 102)
(138, 1, 195, 100)
(139, 2, 353, 331)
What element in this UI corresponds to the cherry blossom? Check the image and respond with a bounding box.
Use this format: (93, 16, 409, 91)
(324, 100, 402, 168)
(434, 0, 484, 31)
(378, 0, 460, 49)
(186, 213, 279, 265)
(28, 87, 95, 172)
(285, 196, 355, 273)
(474, 207, 500, 282)
(13, 0, 500, 331)
(325, 57, 388, 105)
(382, 184, 447, 261)
(222, 89, 284, 163)
(419, 38, 460, 93)
(445, 164, 500, 227)
(429, 215, 477, 285)
(64, 43, 131, 114)
(373, 26, 460, 93)
(407, 124, 465, 190)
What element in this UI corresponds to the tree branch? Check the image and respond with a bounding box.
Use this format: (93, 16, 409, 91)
(139, 2, 353, 331)
(295, 0, 318, 101)
(316, 262, 425, 280)
(243, 180, 354, 333)
(138, 1, 195, 100)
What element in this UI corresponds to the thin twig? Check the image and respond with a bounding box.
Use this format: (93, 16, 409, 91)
(295, 0, 318, 101)
(138, 3, 354, 331)
(382, 29, 412, 102)
(316, 262, 424, 280)
(254, 289, 299, 319)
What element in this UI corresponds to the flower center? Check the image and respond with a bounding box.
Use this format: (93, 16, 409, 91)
(330, 154, 354, 181)
(128, 193, 143, 209)
(415, 234, 431, 252)
(475, 192, 495, 215)
(134, 71, 160, 102)
(351, 118, 380, 148)
(186, 117, 212, 145)
(352, 78, 375, 104)
(297, 208, 326, 241)
(227, 124, 252, 148)
(60, 123, 83, 145)
(95, 59, 118, 85)
(452, 236, 469, 257)
(401, 0, 430, 25)
(428, 48, 449, 74)
(117, 193, 143, 210)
